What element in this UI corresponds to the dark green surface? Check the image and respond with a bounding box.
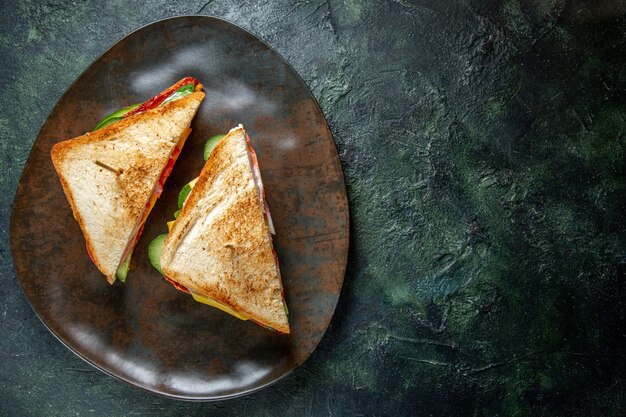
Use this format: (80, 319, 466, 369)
(1, 1, 625, 416)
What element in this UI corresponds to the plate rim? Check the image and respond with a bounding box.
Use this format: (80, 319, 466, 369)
(10, 14, 350, 401)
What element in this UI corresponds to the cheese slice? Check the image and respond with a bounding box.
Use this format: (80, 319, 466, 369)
(189, 290, 249, 320)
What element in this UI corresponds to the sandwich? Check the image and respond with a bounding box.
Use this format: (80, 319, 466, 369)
(51, 77, 205, 284)
(148, 125, 290, 334)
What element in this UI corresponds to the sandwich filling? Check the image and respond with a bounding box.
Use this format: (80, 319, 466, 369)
(115, 128, 191, 281)
(94, 77, 200, 131)
(89, 77, 202, 282)
(245, 131, 276, 235)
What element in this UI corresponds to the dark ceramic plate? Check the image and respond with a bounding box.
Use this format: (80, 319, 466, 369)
(10, 16, 348, 400)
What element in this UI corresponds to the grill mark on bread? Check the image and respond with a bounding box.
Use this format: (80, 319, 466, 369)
(94, 160, 121, 175)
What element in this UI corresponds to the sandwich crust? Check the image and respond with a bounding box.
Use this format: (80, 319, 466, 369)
(160, 126, 289, 333)
(51, 90, 205, 283)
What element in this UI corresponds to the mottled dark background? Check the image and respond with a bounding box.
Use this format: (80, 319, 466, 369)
(1, 1, 625, 416)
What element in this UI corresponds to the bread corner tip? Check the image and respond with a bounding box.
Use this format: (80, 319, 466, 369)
(50, 141, 65, 165)
(277, 323, 290, 334)
(50, 141, 60, 156)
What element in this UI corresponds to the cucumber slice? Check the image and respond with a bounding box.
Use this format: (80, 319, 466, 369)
(116, 254, 132, 282)
(94, 103, 140, 131)
(161, 83, 195, 106)
(148, 234, 168, 274)
(177, 177, 199, 209)
(177, 183, 193, 209)
(95, 116, 124, 130)
(204, 134, 226, 161)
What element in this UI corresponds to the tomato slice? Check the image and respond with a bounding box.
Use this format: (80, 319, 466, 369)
(125, 77, 200, 117)
(163, 275, 190, 294)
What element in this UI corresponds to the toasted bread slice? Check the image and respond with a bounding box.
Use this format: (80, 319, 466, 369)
(160, 125, 289, 333)
(51, 87, 205, 283)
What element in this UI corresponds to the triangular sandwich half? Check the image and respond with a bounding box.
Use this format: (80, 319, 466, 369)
(158, 125, 289, 333)
(51, 78, 205, 284)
